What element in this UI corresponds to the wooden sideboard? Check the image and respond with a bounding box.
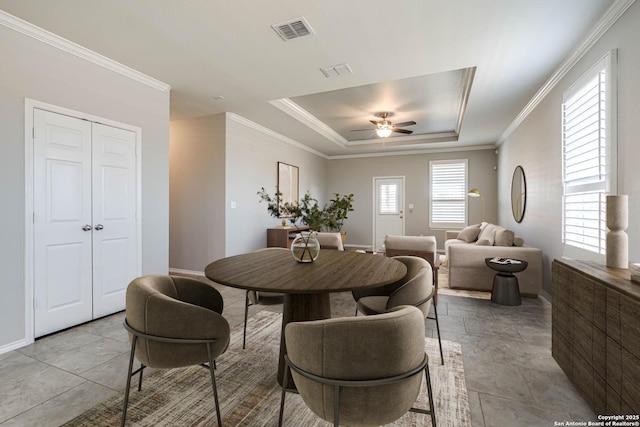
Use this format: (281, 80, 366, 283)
(266, 225, 310, 249)
(552, 258, 640, 415)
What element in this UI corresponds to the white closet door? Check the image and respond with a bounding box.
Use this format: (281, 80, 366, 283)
(91, 123, 138, 318)
(34, 109, 93, 336)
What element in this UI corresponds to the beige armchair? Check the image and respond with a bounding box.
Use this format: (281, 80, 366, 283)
(314, 231, 344, 250)
(122, 275, 230, 426)
(383, 234, 440, 304)
(278, 306, 436, 426)
(356, 256, 443, 365)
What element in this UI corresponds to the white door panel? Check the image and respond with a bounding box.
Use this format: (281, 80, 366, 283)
(34, 109, 93, 336)
(374, 177, 405, 251)
(91, 123, 137, 318)
(33, 110, 139, 336)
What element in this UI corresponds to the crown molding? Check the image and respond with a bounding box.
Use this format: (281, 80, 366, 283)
(269, 98, 348, 148)
(497, 0, 636, 145)
(226, 113, 328, 159)
(0, 10, 170, 92)
(328, 144, 496, 160)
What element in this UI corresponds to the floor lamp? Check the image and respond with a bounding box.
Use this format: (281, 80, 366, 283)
(468, 188, 485, 222)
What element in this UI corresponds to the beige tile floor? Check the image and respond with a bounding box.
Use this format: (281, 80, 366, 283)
(0, 278, 595, 426)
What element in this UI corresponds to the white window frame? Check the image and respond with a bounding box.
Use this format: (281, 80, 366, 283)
(429, 159, 468, 229)
(562, 50, 617, 260)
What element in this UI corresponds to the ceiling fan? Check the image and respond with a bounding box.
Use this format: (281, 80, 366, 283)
(351, 112, 416, 138)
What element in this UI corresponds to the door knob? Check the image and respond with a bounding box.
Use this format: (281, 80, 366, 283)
(82, 224, 92, 231)
(94, 224, 104, 231)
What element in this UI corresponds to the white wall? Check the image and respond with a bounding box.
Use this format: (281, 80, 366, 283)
(0, 23, 170, 350)
(497, 0, 640, 295)
(168, 113, 328, 271)
(170, 114, 226, 271)
(225, 115, 328, 256)
(327, 149, 498, 249)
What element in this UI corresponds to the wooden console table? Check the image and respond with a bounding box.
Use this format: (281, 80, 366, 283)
(552, 258, 640, 415)
(266, 225, 310, 248)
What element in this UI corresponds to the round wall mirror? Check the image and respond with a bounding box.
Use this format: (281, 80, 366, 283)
(511, 165, 527, 223)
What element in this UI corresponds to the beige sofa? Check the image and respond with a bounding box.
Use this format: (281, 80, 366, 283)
(444, 223, 542, 297)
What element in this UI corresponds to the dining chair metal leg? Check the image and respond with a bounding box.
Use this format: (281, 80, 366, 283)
(425, 364, 437, 427)
(426, 303, 444, 365)
(408, 364, 437, 427)
(207, 343, 223, 427)
(242, 291, 250, 349)
(278, 363, 290, 427)
(137, 364, 145, 391)
(121, 335, 138, 427)
(433, 302, 444, 365)
(333, 384, 341, 426)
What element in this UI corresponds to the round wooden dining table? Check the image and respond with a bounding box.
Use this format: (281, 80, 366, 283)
(204, 248, 407, 387)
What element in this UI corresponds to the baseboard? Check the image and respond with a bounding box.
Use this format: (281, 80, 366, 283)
(0, 338, 30, 355)
(169, 268, 205, 277)
(541, 289, 552, 302)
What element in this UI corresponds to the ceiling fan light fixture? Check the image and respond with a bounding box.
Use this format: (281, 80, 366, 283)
(376, 127, 393, 138)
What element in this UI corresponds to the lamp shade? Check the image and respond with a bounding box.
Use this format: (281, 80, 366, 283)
(468, 188, 481, 197)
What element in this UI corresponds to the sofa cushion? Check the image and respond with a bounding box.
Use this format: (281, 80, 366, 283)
(495, 228, 515, 246)
(457, 224, 481, 243)
(477, 223, 498, 245)
(476, 238, 492, 246)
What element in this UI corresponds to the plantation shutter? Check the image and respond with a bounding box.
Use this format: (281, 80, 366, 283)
(379, 183, 399, 214)
(562, 51, 616, 257)
(430, 160, 467, 229)
(562, 62, 607, 254)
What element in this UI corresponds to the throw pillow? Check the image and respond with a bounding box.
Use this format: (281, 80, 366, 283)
(477, 223, 497, 245)
(476, 238, 492, 246)
(495, 228, 515, 246)
(514, 236, 525, 247)
(457, 225, 481, 243)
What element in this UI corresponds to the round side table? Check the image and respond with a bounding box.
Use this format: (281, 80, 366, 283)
(485, 258, 528, 306)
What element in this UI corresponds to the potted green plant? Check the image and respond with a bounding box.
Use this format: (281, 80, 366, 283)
(257, 187, 300, 228)
(258, 188, 355, 246)
(321, 193, 354, 243)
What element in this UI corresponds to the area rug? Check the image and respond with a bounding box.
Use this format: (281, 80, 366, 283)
(63, 311, 470, 426)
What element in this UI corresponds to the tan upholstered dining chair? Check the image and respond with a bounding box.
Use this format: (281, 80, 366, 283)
(122, 275, 230, 426)
(354, 256, 444, 365)
(314, 231, 344, 250)
(278, 305, 436, 426)
(383, 234, 440, 304)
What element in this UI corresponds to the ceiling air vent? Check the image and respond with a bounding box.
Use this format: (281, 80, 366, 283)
(272, 17, 314, 41)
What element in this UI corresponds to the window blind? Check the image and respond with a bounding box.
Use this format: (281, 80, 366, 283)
(430, 160, 467, 228)
(562, 54, 612, 255)
(379, 183, 399, 214)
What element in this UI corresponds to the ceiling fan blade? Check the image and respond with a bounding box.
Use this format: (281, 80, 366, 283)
(350, 128, 375, 132)
(369, 120, 381, 125)
(392, 128, 413, 134)
(393, 121, 416, 127)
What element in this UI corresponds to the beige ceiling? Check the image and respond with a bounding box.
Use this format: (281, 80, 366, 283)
(0, 0, 616, 157)
(288, 67, 475, 144)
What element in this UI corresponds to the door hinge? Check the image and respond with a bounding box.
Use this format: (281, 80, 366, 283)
(33, 297, 37, 309)
(32, 127, 35, 139)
